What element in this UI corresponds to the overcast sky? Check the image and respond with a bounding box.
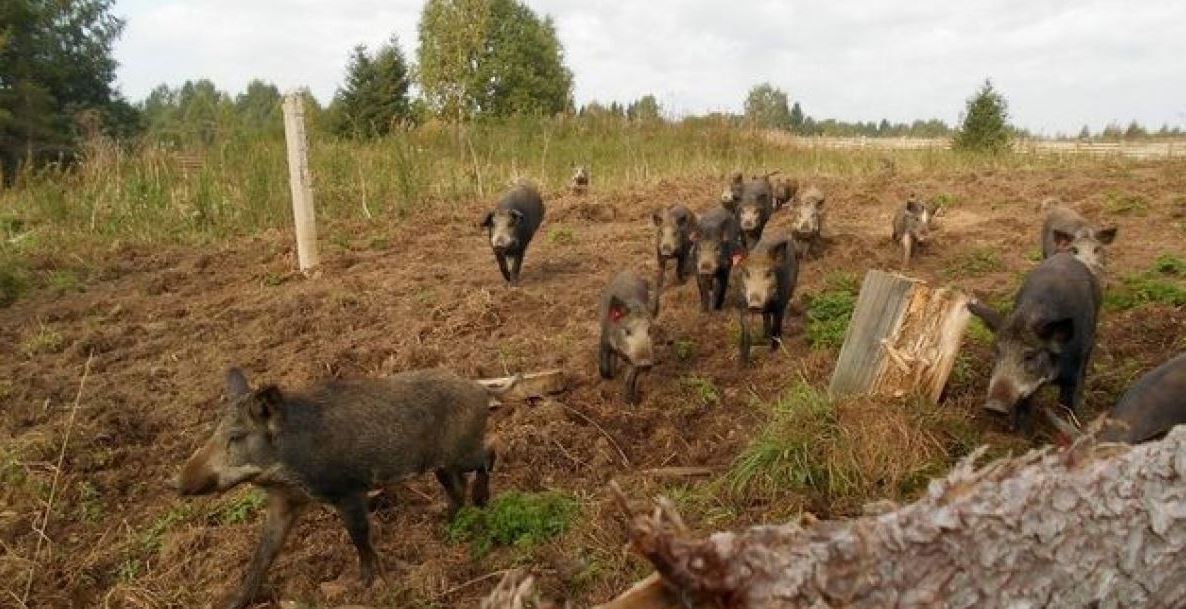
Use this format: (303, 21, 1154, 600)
(114, 0, 1186, 135)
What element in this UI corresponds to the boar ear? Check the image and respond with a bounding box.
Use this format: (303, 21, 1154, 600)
(480, 211, 494, 229)
(607, 296, 627, 323)
(676, 212, 689, 226)
(1095, 226, 1118, 245)
(730, 171, 743, 184)
(1052, 229, 1074, 250)
(721, 198, 737, 213)
(967, 299, 1003, 333)
(225, 367, 250, 399)
(651, 211, 663, 227)
(1038, 317, 1074, 347)
(508, 209, 523, 223)
(247, 385, 285, 426)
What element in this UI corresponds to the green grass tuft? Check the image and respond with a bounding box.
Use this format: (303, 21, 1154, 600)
(1104, 192, 1149, 216)
(447, 491, 579, 557)
(682, 376, 720, 407)
(1105, 275, 1186, 311)
(944, 247, 1003, 278)
(547, 227, 576, 244)
(1154, 253, 1186, 276)
(215, 489, 267, 525)
(726, 383, 838, 498)
(805, 275, 858, 350)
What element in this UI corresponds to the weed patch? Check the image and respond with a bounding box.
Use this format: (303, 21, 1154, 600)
(447, 491, 578, 556)
(805, 273, 858, 350)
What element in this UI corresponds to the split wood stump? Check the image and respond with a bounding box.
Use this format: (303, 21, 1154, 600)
(828, 270, 971, 401)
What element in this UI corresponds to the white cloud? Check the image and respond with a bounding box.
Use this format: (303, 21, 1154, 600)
(113, 0, 1186, 134)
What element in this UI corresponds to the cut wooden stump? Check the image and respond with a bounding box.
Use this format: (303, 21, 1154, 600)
(828, 270, 970, 401)
(477, 369, 565, 401)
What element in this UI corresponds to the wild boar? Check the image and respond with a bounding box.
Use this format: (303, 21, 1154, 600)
(570, 165, 590, 195)
(725, 176, 775, 250)
(1046, 352, 1186, 444)
(891, 195, 936, 267)
(598, 271, 655, 404)
(967, 252, 1101, 434)
(174, 367, 516, 609)
(791, 186, 825, 258)
(736, 235, 798, 365)
(481, 183, 545, 285)
(691, 208, 742, 311)
(772, 177, 800, 211)
(1039, 200, 1117, 277)
(652, 204, 697, 312)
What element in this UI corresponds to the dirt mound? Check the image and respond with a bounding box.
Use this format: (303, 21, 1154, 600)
(3, 163, 1186, 608)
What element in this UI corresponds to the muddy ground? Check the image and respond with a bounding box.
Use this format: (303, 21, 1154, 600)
(3, 161, 1186, 608)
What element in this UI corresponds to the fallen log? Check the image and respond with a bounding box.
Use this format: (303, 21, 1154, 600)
(605, 426, 1186, 609)
(828, 270, 970, 402)
(478, 369, 565, 401)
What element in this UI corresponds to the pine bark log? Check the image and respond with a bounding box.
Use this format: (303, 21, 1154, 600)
(828, 270, 970, 402)
(597, 427, 1186, 609)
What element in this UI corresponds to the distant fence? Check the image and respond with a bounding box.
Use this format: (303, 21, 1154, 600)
(768, 133, 1186, 159)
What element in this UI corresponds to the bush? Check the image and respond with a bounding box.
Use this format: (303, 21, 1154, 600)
(953, 79, 1012, 154)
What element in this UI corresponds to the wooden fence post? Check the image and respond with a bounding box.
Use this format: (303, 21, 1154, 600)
(282, 92, 319, 272)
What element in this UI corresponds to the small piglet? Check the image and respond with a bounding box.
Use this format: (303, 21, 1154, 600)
(737, 235, 799, 365)
(791, 186, 825, 258)
(652, 204, 696, 312)
(692, 208, 742, 311)
(174, 367, 516, 609)
(570, 165, 590, 195)
(481, 183, 545, 285)
(598, 271, 655, 404)
(891, 195, 936, 267)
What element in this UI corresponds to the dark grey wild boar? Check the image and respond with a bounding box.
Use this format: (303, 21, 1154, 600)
(736, 235, 798, 366)
(481, 183, 545, 285)
(1045, 352, 1186, 444)
(967, 252, 1101, 434)
(790, 186, 825, 258)
(175, 367, 516, 609)
(724, 176, 775, 250)
(598, 271, 655, 404)
(1039, 200, 1117, 276)
(652, 204, 697, 311)
(891, 195, 936, 267)
(691, 208, 742, 311)
(772, 177, 799, 211)
(570, 165, 590, 195)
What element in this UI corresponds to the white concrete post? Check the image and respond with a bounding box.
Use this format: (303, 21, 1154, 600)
(282, 92, 319, 272)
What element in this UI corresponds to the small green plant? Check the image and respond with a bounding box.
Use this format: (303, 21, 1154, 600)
(673, 339, 696, 362)
(1025, 248, 1043, 262)
(215, 489, 266, 525)
(75, 481, 103, 523)
(547, 227, 576, 244)
(447, 491, 579, 557)
(945, 248, 1002, 278)
(46, 269, 83, 294)
(139, 503, 194, 555)
(965, 319, 995, 345)
(261, 272, 288, 287)
(805, 282, 857, 350)
(117, 558, 142, 583)
(682, 376, 720, 406)
(931, 192, 960, 208)
(0, 256, 29, 308)
(1105, 275, 1186, 311)
(20, 323, 64, 357)
(1104, 192, 1149, 216)
(1154, 253, 1186, 276)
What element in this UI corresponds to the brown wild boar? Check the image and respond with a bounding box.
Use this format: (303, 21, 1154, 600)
(598, 271, 655, 404)
(891, 195, 937, 267)
(736, 234, 799, 365)
(174, 367, 517, 609)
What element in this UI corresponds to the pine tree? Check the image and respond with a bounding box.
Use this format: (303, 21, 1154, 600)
(953, 79, 1012, 153)
(1078, 125, 1091, 140)
(330, 37, 413, 138)
(627, 95, 661, 122)
(789, 102, 805, 132)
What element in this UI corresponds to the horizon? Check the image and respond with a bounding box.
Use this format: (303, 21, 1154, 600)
(113, 0, 1186, 136)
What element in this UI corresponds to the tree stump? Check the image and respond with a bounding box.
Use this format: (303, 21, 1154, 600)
(828, 270, 970, 401)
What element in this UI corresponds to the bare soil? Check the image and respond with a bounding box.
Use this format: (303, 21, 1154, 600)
(3, 161, 1186, 608)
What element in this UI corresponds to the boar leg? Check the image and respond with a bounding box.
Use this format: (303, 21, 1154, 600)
(901, 234, 913, 267)
(696, 275, 712, 311)
(1011, 396, 1035, 436)
(598, 338, 617, 379)
(770, 308, 785, 350)
(675, 251, 690, 284)
(739, 311, 752, 366)
(434, 468, 466, 519)
(335, 493, 382, 586)
(472, 447, 496, 507)
(712, 271, 729, 311)
(509, 253, 523, 286)
(762, 312, 772, 341)
(228, 491, 306, 609)
(494, 252, 512, 283)
(624, 366, 641, 404)
(652, 264, 665, 318)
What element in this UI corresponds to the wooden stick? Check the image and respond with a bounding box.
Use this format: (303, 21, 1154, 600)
(477, 369, 565, 399)
(282, 93, 319, 272)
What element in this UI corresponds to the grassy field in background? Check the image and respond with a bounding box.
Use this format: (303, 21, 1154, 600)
(0, 117, 1109, 307)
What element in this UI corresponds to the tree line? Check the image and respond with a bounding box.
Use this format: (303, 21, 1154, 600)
(4, 0, 1181, 178)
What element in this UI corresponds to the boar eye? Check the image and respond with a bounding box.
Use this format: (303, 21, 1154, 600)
(227, 429, 247, 444)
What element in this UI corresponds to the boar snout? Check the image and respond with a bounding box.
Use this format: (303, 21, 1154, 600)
(491, 235, 512, 252)
(984, 377, 1019, 414)
(176, 442, 263, 496)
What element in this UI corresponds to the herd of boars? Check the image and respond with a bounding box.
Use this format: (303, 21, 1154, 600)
(175, 168, 1186, 609)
